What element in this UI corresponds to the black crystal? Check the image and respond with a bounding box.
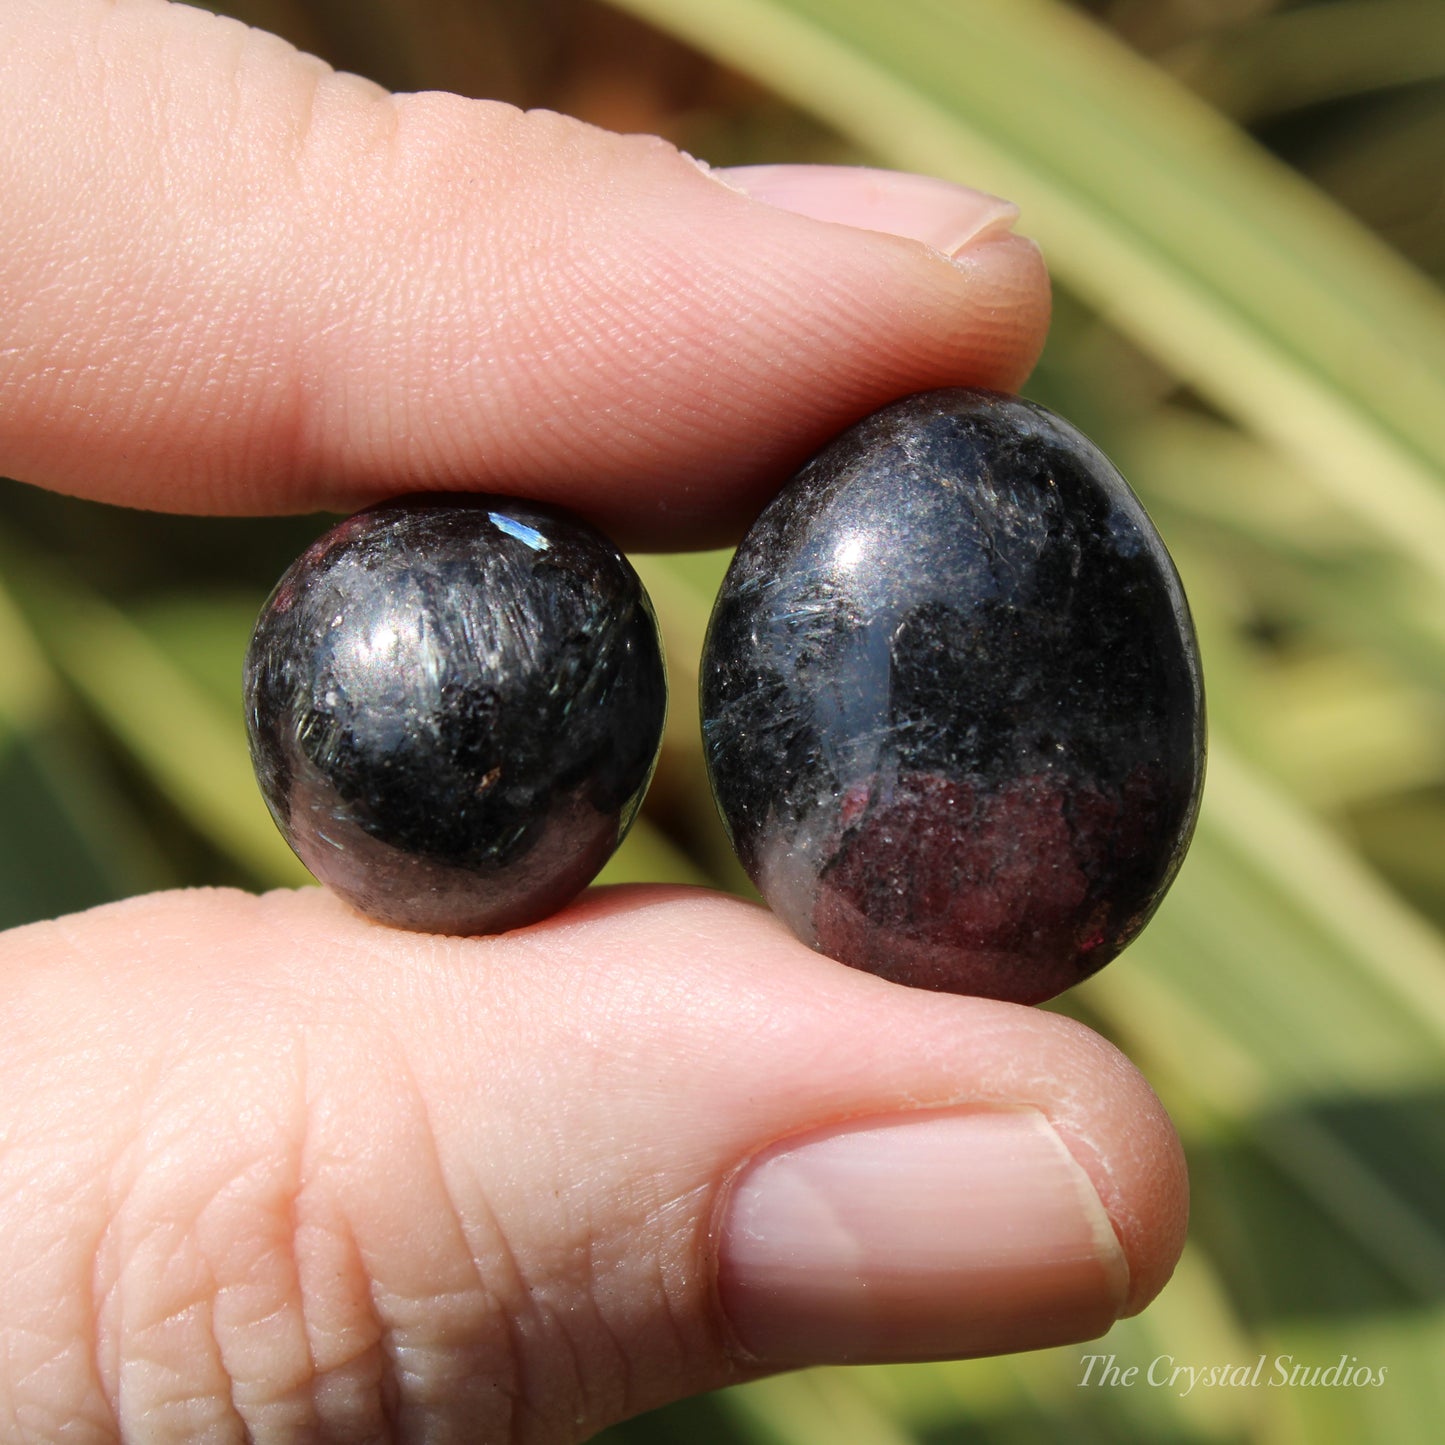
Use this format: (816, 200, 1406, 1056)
(245, 495, 667, 934)
(701, 389, 1205, 1003)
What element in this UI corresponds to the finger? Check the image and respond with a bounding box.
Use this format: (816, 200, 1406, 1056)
(0, 0, 1048, 546)
(0, 887, 1185, 1442)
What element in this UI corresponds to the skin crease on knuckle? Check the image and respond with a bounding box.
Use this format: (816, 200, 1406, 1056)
(0, 894, 717, 1445)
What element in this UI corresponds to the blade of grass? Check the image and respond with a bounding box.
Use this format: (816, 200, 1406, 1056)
(0, 569, 58, 735)
(0, 571, 175, 905)
(1083, 743, 1445, 1304)
(631, 551, 755, 894)
(1176, 0, 1445, 120)
(1261, 1309, 1445, 1445)
(1201, 740, 1445, 1051)
(6, 558, 310, 889)
(611, 0, 1445, 587)
(1243, 652, 1444, 810)
(1129, 413, 1445, 704)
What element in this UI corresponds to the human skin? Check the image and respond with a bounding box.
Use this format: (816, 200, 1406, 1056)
(0, 2, 1188, 1441)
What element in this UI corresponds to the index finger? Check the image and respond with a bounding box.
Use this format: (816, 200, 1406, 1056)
(0, 0, 1048, 547)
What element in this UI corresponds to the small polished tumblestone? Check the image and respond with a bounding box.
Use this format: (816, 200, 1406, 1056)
(701, 389, 1205, 1003)
(245, 495, 667, 935)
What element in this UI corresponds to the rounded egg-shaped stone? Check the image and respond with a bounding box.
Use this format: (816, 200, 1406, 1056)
(701, 389, 1205, 1003)
(245, 494, 667, 935)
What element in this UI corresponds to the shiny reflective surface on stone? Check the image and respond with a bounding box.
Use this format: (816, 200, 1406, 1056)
(246, 495, 667, 934)
(701, 390, 1205, 1003)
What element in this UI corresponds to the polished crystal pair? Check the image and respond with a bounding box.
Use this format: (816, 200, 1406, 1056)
(246, 389, 1204, 1002)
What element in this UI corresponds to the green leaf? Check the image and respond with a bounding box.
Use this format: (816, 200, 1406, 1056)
(1179, 1, 1445, 120)
(1090, 744, 1445, 1105)
(631, 551, 756, 895)
(1259, 1310, 1445, 1444)
(609, 0, 1445, 586)
(7, 561, 311, 889)
(594, 813, 712, 888)
(0, 571, 175, 915)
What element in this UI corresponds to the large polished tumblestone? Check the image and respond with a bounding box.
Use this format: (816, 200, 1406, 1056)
(245, 495, 667, 934)
(701, 389, 1205, 1003)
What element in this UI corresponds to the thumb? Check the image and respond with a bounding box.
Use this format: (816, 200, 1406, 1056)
(0, 888, 1186, 1441)
(0, 0, 1047, 544)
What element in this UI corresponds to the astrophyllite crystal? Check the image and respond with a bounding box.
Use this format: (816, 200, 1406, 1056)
(700, 389, 1205, 1003)
(245, 495, 667, 935)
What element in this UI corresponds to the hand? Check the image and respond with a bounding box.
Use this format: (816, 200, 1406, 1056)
(0, 2, 1187, 1441)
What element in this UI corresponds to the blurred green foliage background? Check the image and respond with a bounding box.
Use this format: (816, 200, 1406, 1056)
(4, 0, 1445, 1440)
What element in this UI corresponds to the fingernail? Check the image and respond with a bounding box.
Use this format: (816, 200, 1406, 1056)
(717, 1107, 1128, 1365)
(715, 164, 1022, 259)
